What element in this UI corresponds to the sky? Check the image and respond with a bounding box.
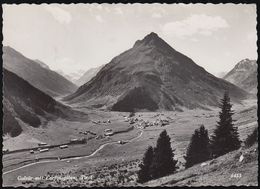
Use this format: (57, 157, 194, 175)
(2, 3, 257, 77)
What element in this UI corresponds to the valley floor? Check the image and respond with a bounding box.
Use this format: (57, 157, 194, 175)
(2, 99, 258, 187)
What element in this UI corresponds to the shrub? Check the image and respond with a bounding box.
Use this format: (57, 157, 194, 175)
(129, 111, 135, 117)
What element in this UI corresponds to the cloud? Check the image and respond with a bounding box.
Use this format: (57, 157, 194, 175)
(190, 38, 199, 42)
(152, 12, 162, 18)
(224, 51, 233, 57)
(95, 15, 104, 23)
(151, 6, 166, 18)
(96, 4, 103, 10)
(162, 14, 229, 38)
(247, 31, 257, 41)
(53, 57, 81, 73)
(114, 7, 123, 15)
(104, 7, 111, 13)
(57, 57, 74, 64)
(45, 5, 72, 24)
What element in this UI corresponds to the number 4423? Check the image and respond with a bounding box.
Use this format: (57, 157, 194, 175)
(231, 173, 242, 178)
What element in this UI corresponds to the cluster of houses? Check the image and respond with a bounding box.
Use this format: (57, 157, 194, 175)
(69, 138, 87, 144)
(29, 138, 86, 154)
(124, 116, 138, 124)
(134, 119, 169, 129)
(79, 128, 115, 139)
(78, 128, 115, 140)
(29, 142, 50, 154)
(123, 114, 170, 129)
(92, 119, 111, 125)
(127, 117, 170, 129)
(95, 135, 105, 140)
(79, 130, 97, 136)
(104, 129, 114, 136)
(95, 129, 116, 140)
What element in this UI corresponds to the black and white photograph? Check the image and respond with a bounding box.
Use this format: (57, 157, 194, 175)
(1, 2, 258, 187)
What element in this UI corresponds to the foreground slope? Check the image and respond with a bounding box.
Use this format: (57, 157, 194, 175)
(223, 59, 257, 94)
(3, 69, 87, 137)
(65, 32, 248, 111)
(145, 144, 258, 186)
(3, 46, 77, 97)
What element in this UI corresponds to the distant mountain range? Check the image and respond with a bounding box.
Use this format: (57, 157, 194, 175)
(3, 46, 77, 97)
(34, 59, 51, 70)
(64, 32, 248, 111)
(75, 65, 104, 86)
(3, 68, 87, 137)
(56, 69, 86, 85)
(216, 71, 227, 78)
(223, 59, 257, 94)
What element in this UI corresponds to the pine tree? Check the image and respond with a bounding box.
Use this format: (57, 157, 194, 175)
(245, 127, 258, 147)
(137, 146, 154, 183)
(150, 130, 178, 179)
(129, 110, 135, 117)
(184, 125, 210, 168)
(210, 91, 241, 158)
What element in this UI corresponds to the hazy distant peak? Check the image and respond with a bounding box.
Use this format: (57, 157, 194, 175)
(225, 59, 257, 79)
(3, 45, 12, 50)
(223, 58, 257, 94)
(3, 46, 20, 55)
(75, 65, 104, 86)
(34, 59, 50, 70)
(235, 59, 257, 69)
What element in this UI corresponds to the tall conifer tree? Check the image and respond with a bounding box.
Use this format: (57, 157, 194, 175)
(185, 125, 210, 168)
(150, 130, 178, 179)
(137, 146, 154, 183)
(211, 91, 241, 157)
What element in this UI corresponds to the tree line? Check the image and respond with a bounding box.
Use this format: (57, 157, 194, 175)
(137, 91, 257, 183)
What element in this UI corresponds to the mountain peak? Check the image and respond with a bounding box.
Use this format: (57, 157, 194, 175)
(143, 32, 159, 40)
(65, 31, 248, 111)
(133, 32, 174, 52)
(142, 32, 162, 45)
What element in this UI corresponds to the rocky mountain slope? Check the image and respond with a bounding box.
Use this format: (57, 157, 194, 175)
(64, 32, 248, 112)
(75, 65, 104, 86)
(223, 59, 257, 94)
(3, 69, 87, 137)
(3, 46, 77, 97)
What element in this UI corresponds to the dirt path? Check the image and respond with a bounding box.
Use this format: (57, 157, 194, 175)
(3, 129, 143, 176)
